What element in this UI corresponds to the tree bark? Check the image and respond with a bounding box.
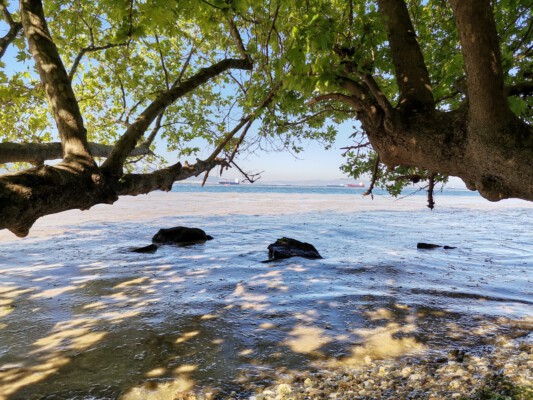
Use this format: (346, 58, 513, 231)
(20, 0, 93, 164)
(329, 0, 533, 202)
(0, 0, 21, 60)
(377, 0, 434, 110)
(0, 142, 150, 165)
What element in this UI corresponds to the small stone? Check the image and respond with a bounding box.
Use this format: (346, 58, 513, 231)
(409, 373, 421, 381)
(303, 378, 314, 388)
(276, 383, 292, 396)
(401, 367, 412, 377)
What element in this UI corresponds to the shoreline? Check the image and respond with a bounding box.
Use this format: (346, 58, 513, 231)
(1, 191, 532, 242)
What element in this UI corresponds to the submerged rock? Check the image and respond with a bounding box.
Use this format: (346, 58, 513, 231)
(130, 244, 158, 253)
(152, 226, 214, 245)
(417, 242, 457, 250)
(265, 237, 323, 262)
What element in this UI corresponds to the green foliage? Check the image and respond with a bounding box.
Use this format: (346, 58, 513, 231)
(0, 0, 531, 193)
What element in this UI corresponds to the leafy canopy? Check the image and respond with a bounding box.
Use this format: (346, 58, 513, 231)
(1, 0, 531, 190)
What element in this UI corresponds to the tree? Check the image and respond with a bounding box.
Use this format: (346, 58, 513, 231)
(0, 0, 531, 237)
(241, 0, 532, 202)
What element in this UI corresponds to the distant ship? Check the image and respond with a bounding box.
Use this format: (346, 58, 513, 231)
(346, 182, 365, 188)
(219, 178, 240, 185)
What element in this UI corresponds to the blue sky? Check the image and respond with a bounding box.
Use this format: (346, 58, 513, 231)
(231, 129, 354, 182)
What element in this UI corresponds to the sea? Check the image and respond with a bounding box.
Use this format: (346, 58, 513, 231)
(0, 184, 531, 399)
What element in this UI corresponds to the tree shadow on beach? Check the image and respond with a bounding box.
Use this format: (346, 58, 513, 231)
(0, 224, 531, 399)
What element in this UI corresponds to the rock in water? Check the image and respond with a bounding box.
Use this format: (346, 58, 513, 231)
(417, 242, 457, 250)
(130, 244, 158, 253)
(152, 226, 214, 245)
(266, 237, 322, 261)
(417, 243, 442, 249)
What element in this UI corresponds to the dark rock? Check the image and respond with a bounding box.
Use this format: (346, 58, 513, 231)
(152, 226, 214, 245)
(130, 244, 158, 253)
(417, 242, 457, 250)
(265, 237, 322, 262)
(417, 243, 442, 249)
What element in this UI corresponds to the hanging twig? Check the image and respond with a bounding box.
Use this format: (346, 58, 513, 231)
(231, 160, 263, 183)
(363, 154, 380, 198)
(427, 172, 436, 210)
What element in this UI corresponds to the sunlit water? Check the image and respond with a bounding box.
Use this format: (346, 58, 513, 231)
(0, 188, 531, 399)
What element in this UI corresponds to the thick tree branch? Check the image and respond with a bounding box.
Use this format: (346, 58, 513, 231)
(101, 57, 253, 178)
(115, 157, 228, 196)
(449, 0, 512, 129)
(505, 81, 533, 97)
(377, 0, 434, 110)
(20, 0, 93, 164)
(308, 93, 363, 111)
(0, 142, 150, 165)
(0, 0, 21, 60)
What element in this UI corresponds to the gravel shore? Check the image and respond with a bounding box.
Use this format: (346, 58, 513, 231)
(175, 335, 532, 400)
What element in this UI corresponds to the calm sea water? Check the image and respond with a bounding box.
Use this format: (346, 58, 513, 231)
(172, 182, 481, 197)
(0, 188, 531, 398)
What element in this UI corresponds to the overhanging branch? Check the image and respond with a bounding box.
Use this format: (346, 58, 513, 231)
(115, 157, 228, 196)
(0, 0, 22, 60)
(0, 142, 150, 165)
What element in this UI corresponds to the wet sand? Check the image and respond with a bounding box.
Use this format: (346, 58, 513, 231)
(0, 192, 532, 399)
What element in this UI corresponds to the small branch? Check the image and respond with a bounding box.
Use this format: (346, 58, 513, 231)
(427, 172, 435, 210)
(307, 93, 364, 112)
(205, 82, 281, 164)
(68, 42, 129, 82)
(227, 16, 251, 62)
(141, 109, 165, 148)
(226, 119, 253, 168)
(363, 155, 380, 198)
(361, 74, 394, 117)
(0, 0, 22, 60)
(155, 34, 170, 90)
(231, 160, 262, 183)
(340, 142, 370, 153)
(173, 46, 195, 87)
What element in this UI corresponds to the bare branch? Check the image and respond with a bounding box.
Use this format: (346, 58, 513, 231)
(307, 93, 364, 111)
(231, 160, 262, 183)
